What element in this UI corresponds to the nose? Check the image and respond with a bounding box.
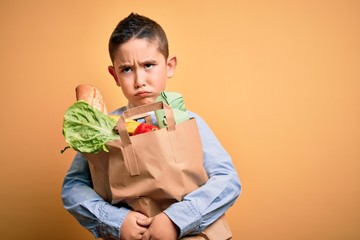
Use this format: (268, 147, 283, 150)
(134, 70, 146, 89)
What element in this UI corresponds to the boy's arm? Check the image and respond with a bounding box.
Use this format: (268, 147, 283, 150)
(163, 112, 242, 238)
(61, 153, 130, 240)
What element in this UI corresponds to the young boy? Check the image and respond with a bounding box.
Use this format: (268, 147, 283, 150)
(62, 13, 241, 240)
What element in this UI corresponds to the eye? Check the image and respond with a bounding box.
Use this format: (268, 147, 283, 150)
(121, 67, 132, 73)
(144, 63, 154, 70)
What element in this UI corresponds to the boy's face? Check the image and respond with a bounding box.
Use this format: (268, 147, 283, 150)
(108, 38, 176, 107)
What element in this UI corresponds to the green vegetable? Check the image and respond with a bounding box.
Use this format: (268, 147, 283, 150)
(155, 91, 190, 128)
(62, 100, 119, 153)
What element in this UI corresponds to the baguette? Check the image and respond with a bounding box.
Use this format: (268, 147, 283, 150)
(75, 84, 108, 114)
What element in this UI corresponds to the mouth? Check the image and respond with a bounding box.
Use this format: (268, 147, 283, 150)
(135, 91, 151, 97)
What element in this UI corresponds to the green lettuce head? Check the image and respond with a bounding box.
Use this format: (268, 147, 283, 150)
(62, 100, 119, 153)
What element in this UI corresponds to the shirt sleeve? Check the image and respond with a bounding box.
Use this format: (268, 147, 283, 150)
(163, 112, 242, 238)
(61, 152, 130, 240)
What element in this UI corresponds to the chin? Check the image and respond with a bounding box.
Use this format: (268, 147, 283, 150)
(135, 99, 156, 107)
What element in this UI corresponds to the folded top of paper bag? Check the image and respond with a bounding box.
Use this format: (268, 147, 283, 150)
(155, 91, 190, 128)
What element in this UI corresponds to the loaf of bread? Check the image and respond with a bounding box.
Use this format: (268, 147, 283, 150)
(75, 84, 108, 114)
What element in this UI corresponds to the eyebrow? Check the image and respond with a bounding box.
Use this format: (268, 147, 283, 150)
(118, 64, 131, 69)
(143, 59, 157, 63)
(118, 59, 157, 69)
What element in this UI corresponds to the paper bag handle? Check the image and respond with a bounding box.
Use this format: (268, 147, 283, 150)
(115, 102, 176, 176)
(117, 101, 176, 142)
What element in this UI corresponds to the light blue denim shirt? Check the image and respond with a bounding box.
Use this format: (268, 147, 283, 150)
(62, 107, 241, 239)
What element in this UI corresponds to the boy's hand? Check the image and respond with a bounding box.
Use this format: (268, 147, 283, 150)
(137, 212, 179, 240)
(120, 211, 148, 240)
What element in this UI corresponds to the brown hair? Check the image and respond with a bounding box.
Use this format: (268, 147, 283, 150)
(108, 13, 169, 62)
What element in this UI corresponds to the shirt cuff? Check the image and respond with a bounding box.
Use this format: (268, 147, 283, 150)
(82, 201, 130, 240)
(163, 200, 202, 238)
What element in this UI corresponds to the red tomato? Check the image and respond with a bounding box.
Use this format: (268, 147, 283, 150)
(133, 123, 159, 135)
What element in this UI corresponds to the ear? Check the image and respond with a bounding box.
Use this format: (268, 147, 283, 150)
(166, 55, 177, 78)
(108, 65, 121, 86)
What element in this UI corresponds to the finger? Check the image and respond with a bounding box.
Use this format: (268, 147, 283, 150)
(137, 217, 153, 227)
(141, 230, 151, 240)
(137, 225, 148, 234)
(134, 211, 148, 220)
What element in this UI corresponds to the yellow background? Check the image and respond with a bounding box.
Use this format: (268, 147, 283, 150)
(1, 0, 359, 239)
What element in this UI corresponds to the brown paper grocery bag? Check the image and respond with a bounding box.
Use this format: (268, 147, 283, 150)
(84, 102, 231, 239)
